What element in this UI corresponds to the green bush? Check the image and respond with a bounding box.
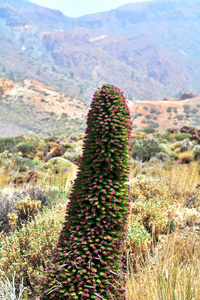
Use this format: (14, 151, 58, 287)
(37, 84, 132, 299)
(0, 137, 16, 153)
(191, 108, 198, 114)
(174, 133, 192, 141)
(18, 157, 35, 171)
(176, 114, 184, 121)
(150, 108, 158, 114)
(166, 107, 172, 113)
(17, 142, 34, 154)
(147, 121, 159, 128)
(183, 105, 190, 113)
(160, 133, 175, 142)
(131, 138, 162, 161)
(193, 145, 200, 160)
(142, 127, 156, 134)
(156, 152, 168, 161)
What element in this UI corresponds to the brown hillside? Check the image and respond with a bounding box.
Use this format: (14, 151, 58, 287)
(0, 78, 15, 96)
(129, 95, 200, 129)
(0, 78, 87, 119)
(0, 78, 199, 135)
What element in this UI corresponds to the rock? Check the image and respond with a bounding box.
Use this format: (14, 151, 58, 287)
(51, 147, 63, 157)
(168, 128, 179, 135)
(181, 126, 200, 143)
(181, 126, 197, 135)
(180, 92, 198, 100)
(44, 146, 63, 162)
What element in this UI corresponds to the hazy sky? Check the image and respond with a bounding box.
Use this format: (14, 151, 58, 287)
(29, 0, 153, 18)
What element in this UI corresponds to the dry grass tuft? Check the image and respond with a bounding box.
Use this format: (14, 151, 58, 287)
(0, 156, 15, 189)
(126, 231, 200, 300)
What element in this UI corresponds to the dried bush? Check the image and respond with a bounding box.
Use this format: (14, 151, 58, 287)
(179, 151, 193, 164)
(0, 273, 25, 300)
(0, 203, 65, 295)
(0, 184, 50, 233)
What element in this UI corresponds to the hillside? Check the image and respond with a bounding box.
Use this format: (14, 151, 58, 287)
(0, 78, 87, 136)
(0, 0, 200, 101)
(0, 78, 199, 136)
(129, 94, 200, 129)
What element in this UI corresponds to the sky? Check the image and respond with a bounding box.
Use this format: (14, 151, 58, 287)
(29, 0, 153, 18)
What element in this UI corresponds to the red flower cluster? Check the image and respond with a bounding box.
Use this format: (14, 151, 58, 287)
(37, 84, 132, 299)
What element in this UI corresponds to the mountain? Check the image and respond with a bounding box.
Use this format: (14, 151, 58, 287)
(0, 0, 200, 101)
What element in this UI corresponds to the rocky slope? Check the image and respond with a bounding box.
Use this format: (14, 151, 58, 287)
(0, 78, 88, 136)
(0, 78, 199, 136)
(0, 0, 200, 101)
(129, 94, 200, 129)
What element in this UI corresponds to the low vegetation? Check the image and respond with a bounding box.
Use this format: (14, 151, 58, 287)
(0, 126, 200, 299)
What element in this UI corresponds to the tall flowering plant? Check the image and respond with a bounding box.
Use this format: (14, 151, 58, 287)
(37, 84, 132, 299)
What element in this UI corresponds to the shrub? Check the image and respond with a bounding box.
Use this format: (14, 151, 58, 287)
(1, 197, 41, 233)
(33, 159, 43, 166)
(142, 127, 156, 134)
(179, 151, 193, 164)
(148, 121, 159, 128)
(0, 137, 16, 153)
(191, 108, 198, 114)
(173, 107, 178, 113)
(0, 184, 50, 232)
(44, 157, 73, 173)
(125, 223, 151, 262)
(0, 204, 65, 295)
(37, 84, 132, 299)
(19, 157, 35, 170)
(129, 176, 173, 240)
(156, 152, 168, 162)
(131, 138, 162, 161)
(169, 151, 179, 160)
(150, 108, 158, 114)
(174, 133, 192, 141)
(176, 114, 184, 121)
(183, 105, 190, 113)
(35, 151, 44, 159)
(166, 107, 172, 113)
(61, 142, 75, 150)
(160, 133, 175, 142)
(14, 197, 41, 226)
(171, 141, 182, 151)
(193, 145, 200, 160)
(62, 151, 82, 163)
(17, 142, 34, 154)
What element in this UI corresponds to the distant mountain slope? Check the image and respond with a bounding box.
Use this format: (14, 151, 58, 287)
(0, 0, 200, 101)
(129, 95, 200, 129)
(0, 78, 199, 136)
(0, 78, 87, 136)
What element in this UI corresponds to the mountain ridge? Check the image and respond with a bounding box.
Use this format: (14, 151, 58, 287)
(1, 0, 200, 101)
